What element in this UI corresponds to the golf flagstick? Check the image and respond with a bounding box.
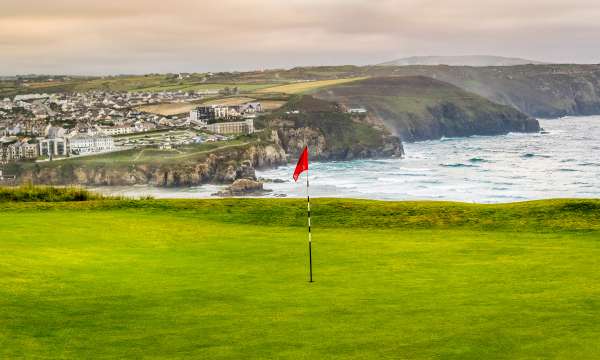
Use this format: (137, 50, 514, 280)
(293, 146, 312, 282)
(307, 166, 313, 282)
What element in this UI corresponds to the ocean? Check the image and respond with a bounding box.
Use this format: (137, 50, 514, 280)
(95, 116, 600, 203)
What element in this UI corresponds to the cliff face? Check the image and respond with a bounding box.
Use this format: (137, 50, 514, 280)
(275, 126, 402, 161)
(13, 142, 287, 187)
(385, 65, 600, 118)
(314, 76, 540, 142)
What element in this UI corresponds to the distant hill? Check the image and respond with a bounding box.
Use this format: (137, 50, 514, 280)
(314, 76, 540, 141)
(378, 55, 546, 67)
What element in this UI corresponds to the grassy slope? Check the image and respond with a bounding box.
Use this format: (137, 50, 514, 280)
(256, 77, 367, 94)
(132, 83, 277, 93)
(0, 74, 279, 97)
(1, 198, 599, 359)
(314, 76, 537, 141)
(258, 95, 398, 159)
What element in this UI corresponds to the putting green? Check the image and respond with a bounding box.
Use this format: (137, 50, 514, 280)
(1, 199, 599, 359)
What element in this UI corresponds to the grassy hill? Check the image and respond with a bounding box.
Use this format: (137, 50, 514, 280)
(256, 77, 367, 94)
(314, 76, 540, 141)
(259, 95, 403, 160)
(6, 64, 600, 118)
(0, 197, 599, 359)
(0, 74, 280, 98)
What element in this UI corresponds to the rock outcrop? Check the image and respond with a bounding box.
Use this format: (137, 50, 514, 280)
(264, 95, 404, 160)
(214, 179, 268, 196)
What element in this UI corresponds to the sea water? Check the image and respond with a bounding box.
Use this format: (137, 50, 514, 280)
(94, 116, 600, 203)
(257, 116, 600, 203)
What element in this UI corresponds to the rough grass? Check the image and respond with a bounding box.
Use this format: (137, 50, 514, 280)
(201, 96, 256, 106)
(131, 83, 277, 93)
(0, 185, 110, 202)
(6, 139, 253, 170)
(0, 198, 599, 359)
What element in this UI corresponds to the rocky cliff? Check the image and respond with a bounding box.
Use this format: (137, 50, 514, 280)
(260, 95, 404, 160)
(381, 65, 600, 118)
(9, 111, 402, 187)
(314, 76, 540, 141)
(11, 141, 287, 187)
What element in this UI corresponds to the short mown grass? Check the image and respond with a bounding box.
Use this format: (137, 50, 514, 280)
(1, 198, 599, 359)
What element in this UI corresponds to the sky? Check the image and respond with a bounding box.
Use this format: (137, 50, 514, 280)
(2, 0, 600, 75)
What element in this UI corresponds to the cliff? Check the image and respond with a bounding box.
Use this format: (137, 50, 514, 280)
(380, 65, 600, 118)
(259, 95, 404, 160)
(314, 76, 540, 141)
(9, 141, 287, 187)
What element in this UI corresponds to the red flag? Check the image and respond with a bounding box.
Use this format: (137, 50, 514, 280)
(293, 146, 309, 182)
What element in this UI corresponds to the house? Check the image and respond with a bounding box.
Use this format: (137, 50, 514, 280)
(19, 141, 39, 159)
(238, 102, 262, 118)
(2, 140, 39, 161)
(99, 125, 135, 136)
(134, 121, 156, 133)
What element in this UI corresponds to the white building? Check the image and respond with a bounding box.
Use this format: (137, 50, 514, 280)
(348, 108, 368, 114)
(69, 135, 114, 155)
(189, 109, 207, 126)
(205, 119, 254, 135)
(39, 138, 68, 157)
(99, 125, 135, 136)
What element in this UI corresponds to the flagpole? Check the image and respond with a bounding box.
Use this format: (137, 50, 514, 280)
(307, 165, 313, 283)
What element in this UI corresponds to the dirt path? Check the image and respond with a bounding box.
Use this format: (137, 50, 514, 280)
(132, 149, 146, 161)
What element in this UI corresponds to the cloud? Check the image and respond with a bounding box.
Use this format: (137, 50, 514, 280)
(1, 0, 599, 74)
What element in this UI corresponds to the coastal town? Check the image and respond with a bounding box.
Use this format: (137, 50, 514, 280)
(0, 90, 260, 164)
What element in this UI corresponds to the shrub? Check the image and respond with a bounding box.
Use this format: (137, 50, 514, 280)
(0, 184, 116, 202)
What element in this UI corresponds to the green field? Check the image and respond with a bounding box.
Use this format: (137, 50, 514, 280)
(131, 83, 278, 93)
(7, 139, 252, 170)
(257, 77, 368, 94)
(0, 75, 280, 97)
(1, 198, 599, 358)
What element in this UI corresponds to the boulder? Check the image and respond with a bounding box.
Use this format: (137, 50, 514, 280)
(213, 179, 270, 197)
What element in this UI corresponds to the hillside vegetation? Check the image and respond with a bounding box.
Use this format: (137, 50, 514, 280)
(315, 76, 540, 141)
(1, 198, 599, 359)
(260, 95, 403, 159)
(5, 64, 600, 118)
(0, 185, 110, 202)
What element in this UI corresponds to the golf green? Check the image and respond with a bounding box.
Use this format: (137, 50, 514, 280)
(1, 199, 599, 359)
